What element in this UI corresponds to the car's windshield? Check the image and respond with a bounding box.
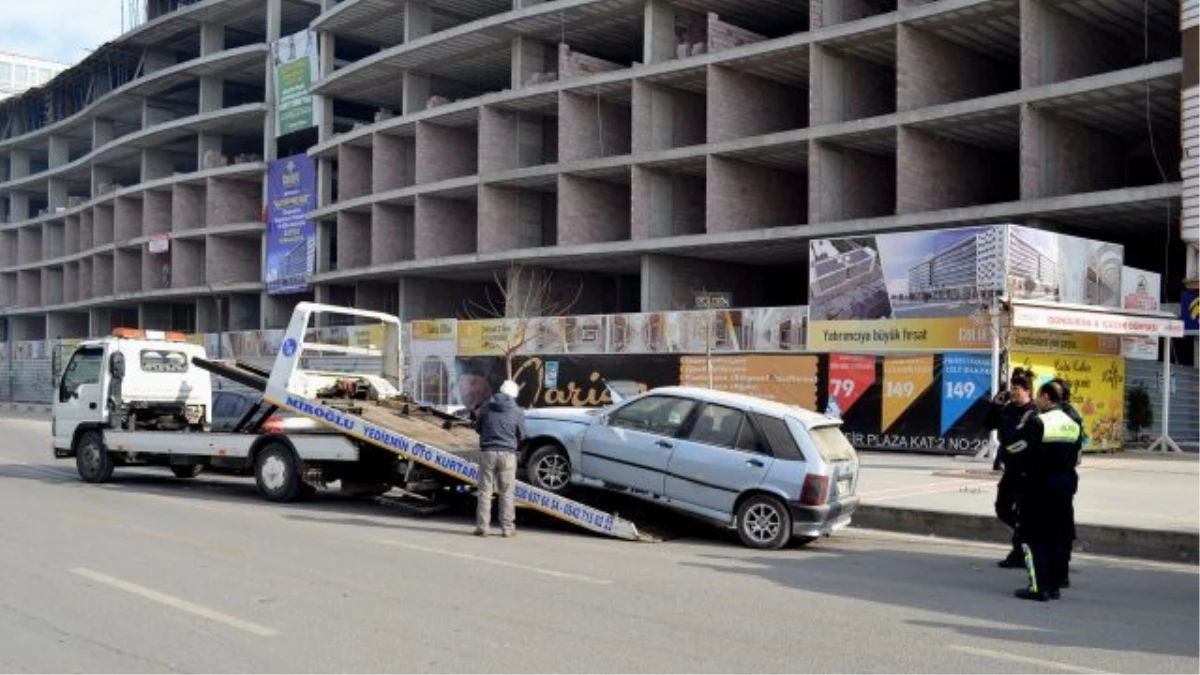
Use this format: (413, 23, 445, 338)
(808, 424, 857, 463)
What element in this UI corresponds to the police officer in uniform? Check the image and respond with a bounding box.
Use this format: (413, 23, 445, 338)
(985, 368, 1037, 568)
(1014, 380, 1083, 601)
(1052, 377, 1084, 589)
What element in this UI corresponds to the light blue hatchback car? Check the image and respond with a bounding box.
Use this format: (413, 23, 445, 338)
(520, 386, 859, 549)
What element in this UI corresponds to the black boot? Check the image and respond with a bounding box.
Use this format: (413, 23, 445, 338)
(998, 550, 1025, 568)
(1014, 587, 1050, 602)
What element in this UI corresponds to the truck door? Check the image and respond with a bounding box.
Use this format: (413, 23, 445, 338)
(53, 346, 106, 450)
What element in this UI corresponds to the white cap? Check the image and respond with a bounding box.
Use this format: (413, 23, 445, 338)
(500, 380, 520, 398)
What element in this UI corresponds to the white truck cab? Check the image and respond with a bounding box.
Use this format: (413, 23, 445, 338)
(53, 329, 211, 453)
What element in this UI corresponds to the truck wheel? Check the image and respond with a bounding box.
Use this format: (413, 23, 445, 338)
(255, 443, 305, 502)
(75, 431, 114, 484)
(525, 444, 571, 494)
(170, 465, 204, 479)
(735, 494, 793, 550)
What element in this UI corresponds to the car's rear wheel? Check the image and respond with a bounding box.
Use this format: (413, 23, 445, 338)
(525, 444, 571, 494)
(736, 494, 793, 550)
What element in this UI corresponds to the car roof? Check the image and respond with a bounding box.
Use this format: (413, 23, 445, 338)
(646, 386, 834, 428)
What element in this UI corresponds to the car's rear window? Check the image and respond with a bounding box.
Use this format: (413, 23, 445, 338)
(809, 425, 857, 463)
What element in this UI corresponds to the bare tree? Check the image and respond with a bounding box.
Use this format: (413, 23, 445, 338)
(463, 264, 582, 379)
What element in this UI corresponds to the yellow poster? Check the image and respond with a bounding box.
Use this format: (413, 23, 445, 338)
(809, 318, 990, 352)
(412, 319, 455, 342)
(680, 355, 819, 410)
(1010, 351, 1125, 451)
(456, 319, 515, 356)
(1010, 329, 1121, 356)
(881, 355, 935, 431)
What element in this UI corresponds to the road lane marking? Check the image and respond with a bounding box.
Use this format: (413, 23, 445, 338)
(376, 538, 614, 585)
(70, 568, 278, 637)
(948, 644, 1109, 674)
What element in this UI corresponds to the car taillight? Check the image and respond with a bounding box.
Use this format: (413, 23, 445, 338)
(801, 474, 829, 506)
(263, 416, 285, 434)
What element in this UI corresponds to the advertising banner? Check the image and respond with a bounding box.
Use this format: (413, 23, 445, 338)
(679, 355, 819, 410)
(1184, 288, 1199, 334)
(826, 354, 875, 419)
(1006, 225, 1123, 308)
(456, 354, 680, 410)
(940, 353, 992, 435)
(881, 355, 936, 432)
(273, 29, 320, 137)
(807, 226, 1004, 352)
(1120, 266, 1162, 360)
(1010, 328, 1121, 356)
(1010, 304, 1183, 337)
(264, 154, 316, 295)
(1011, 351, 1126, 451)
(742, 306, 807, 352)
(456, 319, 514, 357)
(411, 319, 457, 407)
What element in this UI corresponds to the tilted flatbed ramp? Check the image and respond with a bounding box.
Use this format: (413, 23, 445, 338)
(269, 393, 646, 541)
(197, 310, 647, 542)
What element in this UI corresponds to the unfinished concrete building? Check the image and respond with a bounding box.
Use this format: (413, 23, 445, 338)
(0, 0, 1192, 339)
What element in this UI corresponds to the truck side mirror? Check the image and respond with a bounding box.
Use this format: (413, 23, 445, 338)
(109, 352, 125, 379)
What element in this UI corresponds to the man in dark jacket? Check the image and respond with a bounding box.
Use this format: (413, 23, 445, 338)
(1051, 377, 1083, 588)
(1014, 380, 1083, 601)
(474, 380, 526, 537)
(985, 368, 1037, 568)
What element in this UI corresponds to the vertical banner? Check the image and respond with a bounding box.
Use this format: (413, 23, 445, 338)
(881, 355, 936, 432)
(265, 154, 317, 294)
(826, 354, 876, 419)
(273, 29, 319, 137)
(940, 353, 992, 435)
(1120, 266, 1161, 360)
(1183, 287, 1199, 335)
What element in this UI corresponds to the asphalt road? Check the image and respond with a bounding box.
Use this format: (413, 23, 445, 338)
(1, 415, 1196, 673)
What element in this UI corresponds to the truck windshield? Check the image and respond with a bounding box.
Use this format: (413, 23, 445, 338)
(62, 347, 103, 394)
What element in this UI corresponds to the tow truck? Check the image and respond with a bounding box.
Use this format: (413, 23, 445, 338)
(51, 303, 644, 541)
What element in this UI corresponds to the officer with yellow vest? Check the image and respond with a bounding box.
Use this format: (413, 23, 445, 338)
(1013, 380, 1083, 602)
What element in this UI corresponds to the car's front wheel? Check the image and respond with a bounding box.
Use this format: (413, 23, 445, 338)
(736, 494, 793, 550)
(525, 444, 572, 494)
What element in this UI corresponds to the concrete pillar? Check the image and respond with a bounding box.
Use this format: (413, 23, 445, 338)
(8, 192, 30, 221)
(264, 0, 283, 164)
(92, 166, 114, 198)
(198, 133, 223, 169)
(403, 71, 431, 115)
(398, 277, 488, 321)
(48, 136, 70, 168)
(142, 149, 174, 182)
(644, 0, 677, 65)
(199, 77, 224, 113)
(640, 254, 760, 311)
(316, 31, 337, 143)
(405, 1, 433, 42)
(512, 36, 547, 88)
(47, 181, 68, 211)
(93, 118, 115, 150)
(8, 149, 30, 179)
(200, 22, 225, 56)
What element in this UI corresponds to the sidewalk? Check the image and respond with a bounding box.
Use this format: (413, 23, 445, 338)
(852, 450, 1199, 563)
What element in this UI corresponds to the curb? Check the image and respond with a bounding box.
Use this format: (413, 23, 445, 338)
(852, 504, 1199, 565)
(0, 403, 51, 415)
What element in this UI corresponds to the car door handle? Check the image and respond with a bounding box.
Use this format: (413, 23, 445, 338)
(656, 440, 673, 449)
(745, 458, 764, 468)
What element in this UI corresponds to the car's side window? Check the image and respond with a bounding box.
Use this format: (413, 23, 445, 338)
(610, 396, 696, 437)
(687, 404, 745, 449)
(734, 418, 771, 456)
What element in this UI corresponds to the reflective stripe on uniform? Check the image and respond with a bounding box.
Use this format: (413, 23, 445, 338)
(1005, 440, 1028, 454)
(1040, 409, 1082, 443)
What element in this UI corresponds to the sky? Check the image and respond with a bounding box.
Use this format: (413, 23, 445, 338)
(1, 1, 126, 66)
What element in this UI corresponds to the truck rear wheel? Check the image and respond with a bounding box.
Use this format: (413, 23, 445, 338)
(255, 442, 307, 502)
(75, 431, 114, 484)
